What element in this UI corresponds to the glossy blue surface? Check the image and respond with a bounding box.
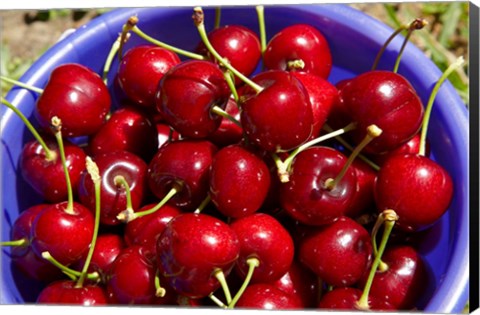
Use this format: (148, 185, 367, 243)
(1, 5, 469, 312)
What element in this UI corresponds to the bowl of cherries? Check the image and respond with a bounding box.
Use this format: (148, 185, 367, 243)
(0, 4, 469, 313)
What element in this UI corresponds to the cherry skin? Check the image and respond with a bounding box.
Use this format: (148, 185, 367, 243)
(345, 158, 378, 218)
(230, 212, 295, 283)
(298, 216, 372, 287)
(117, 45, 181, 108)
(338, 70, 424, 154)
(9, 204, 64, 282)
(239, 70, 313, 152)
(30, 201, 95, 266)
(37, 279, 108, 305)
(292, 72, 338, 140)
(20, 135, 86, 203)
(78, 150, 149, 226)
(124, 204, 182, 257)
(196, 24, 261, 86)
(358, 245, 428, 310)
(156, 122, 180, 149)
(235, 283, 302, 310)
(106, 245, 159, 305)
(263, 24, 332, 79)
(155, 59, 231, 139)
(318, 287, 395, 311)
(156, 212, 240, 299)
(87, 105, 159, 162)
(148, 139, 218, 211)
(35, 63, 111, 137)
(207, 97, 243, 147)
(209, 144, 271, 218)
(372, 133, 430, 166)
(280, 146, 357, 226)
(374, 153, 453, 232)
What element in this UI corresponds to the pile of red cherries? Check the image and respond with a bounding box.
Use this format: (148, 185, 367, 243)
(2, 6, 456, 311)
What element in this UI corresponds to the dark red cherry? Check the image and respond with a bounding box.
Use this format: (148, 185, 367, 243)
(156, 213, 240, 299)
(235, 283, 302, 310)
(292, 72, 338, 140)
(239, 70, 313, 152)
(207, 97, 243, 147)
(345, 158, 377, 218)
(230, 213, 294, 283)
(78, 150, 148, 226)
(372, 133, 429, 166)
(87, 105, 159, 162)
(280, 146, 357, 225)
(374, 153, 453, 232)
(117, 45, 181, 108)
(155, 59, 231, 138)
(318, 287, 395, 311)
(209, 144, 271, 218)
(34, 63, 111, 137)
(196, 24, 261, 86)
(263, 24, 332, 79)
(299, 216, 372, 287)
(106, 245, 158, 305)
(37, 280, 108, 305)
(148, 139, 218, 211)
(338, 70, 424, 154)
(358, 245, 428, 310)
(20, 135, 86, 203)
(30, 202, 94, 266)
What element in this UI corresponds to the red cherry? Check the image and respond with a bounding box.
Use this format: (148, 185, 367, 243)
(78, 150, 149, 226)
(338, 70, 424, 154)
(196, 24, 261, 86)
(156, 122, 180, 149)
(34, 63, 111, 137)
(37, 280, 108, 305)
(235, 283, 302, 310)
(117, 45, 181, 108)
(19, 135, 86, 203)
(299, 216, 372, 287)
(156, 213, 240, 299)
(209, 144, 271, 218)
(155, 59, 231, 138)
(374, 153, 453, 232)
(207, 97, 243, 147)
(240, 70, 313, 152)
(318, 287, 395, 311)
(263, 24, 332, 79)
(230, 213, 294, 283)
(87, 105, 159, 162)
(345, 158, 378, 218)
(372, 133, 430, 166)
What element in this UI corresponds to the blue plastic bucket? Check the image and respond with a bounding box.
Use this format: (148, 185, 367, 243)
(0, 5, 469, 312)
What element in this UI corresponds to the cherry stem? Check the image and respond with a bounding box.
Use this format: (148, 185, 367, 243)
(287, 59, 305, 71)
(419, 56, 465, 156)
(76, 157, 102, 288)
(119, 182, 182, 222)
(224, 71, 239, 102)
(41, 251, 100, 282)
(325, 124, 382, 191)
(51, 117, 74, 214)
(277, 122, 358, 183)
(323, 124, 380, 172)
(114, 175, 134, 215)
(154, 270, 166, 298)
(0, 239, 27, 247)
(256, 5, 267, 55)
(214, 268, 232, 305)
(1, 97, 55, 161)
(393, 19, 428, 73)
(214, 7, 221, 29)
(193, 7, 264, 94)
(211, 105, 242, 128)
(355, 210, 398, 310)
(228, 257, 260, 309)
(194, 194, 211, 214)
(103, 32, 130, 85)
(209, 293, 227, 308)
(372, 24, 408, 71)
(0, 76, 44, 94)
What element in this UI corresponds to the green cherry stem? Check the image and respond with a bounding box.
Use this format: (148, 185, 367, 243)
(103, 32, 130, 85)
(0, 239, 27, 247)
(355, 210, 398, 310)
(193, 7, 264, 94)
(211, 105, 242, 128)
(209, 293, 227, 308)
(224, 71, 239, 102)
(214, 7, 221, 29)
(194, 194, 211, 214)
(214, 268, 232, 305)
(51, 117, 74, 214)
(41, 251, 100, 282)
(154, 270, 167, 298)
(393, 19, 428, 73)
(419, 56, 465, 156)
(1, 97, 56, 161)
(0, 76, 44, 94)
(76, 156, 102, 288)
(325, 124, 382, 191)
(228, 257, 260, 309)
(256, 5, 267, 55)
(114, 175, 135, 216)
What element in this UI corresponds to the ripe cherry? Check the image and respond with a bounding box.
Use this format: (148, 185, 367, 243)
(37, 280, 108, 305)
(318, 287, 394, 311)
(235, 283, 302, 310)
(207, 97, 243, 147)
